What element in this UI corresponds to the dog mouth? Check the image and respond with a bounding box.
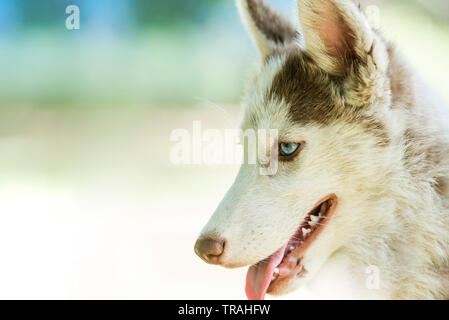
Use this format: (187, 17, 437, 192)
(245, 194, 338, 300)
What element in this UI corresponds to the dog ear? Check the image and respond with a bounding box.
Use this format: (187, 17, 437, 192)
(297, 0, 385, 76)
(236, 0, 298, 59)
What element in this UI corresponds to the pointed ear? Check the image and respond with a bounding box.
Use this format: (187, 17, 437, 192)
(237, 0, 298, 59)
(298, 0, 386, 76)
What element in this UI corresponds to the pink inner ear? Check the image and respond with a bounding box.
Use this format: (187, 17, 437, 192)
(315, 1, 355, 58)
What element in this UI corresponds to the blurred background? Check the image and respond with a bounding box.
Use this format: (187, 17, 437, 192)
(0, 0, 448, 299)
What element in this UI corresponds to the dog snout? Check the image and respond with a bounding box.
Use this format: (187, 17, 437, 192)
(194, 236, 225, 265)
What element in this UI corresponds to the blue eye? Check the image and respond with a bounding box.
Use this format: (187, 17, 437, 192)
(280, 142, 302, 157)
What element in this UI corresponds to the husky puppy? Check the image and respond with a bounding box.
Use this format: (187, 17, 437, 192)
(195, 0, 449, 300)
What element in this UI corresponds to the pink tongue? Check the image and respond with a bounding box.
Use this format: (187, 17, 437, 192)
(245, 245, 287, 300)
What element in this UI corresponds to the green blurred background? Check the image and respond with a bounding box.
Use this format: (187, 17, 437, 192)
(1, 0, 447, 108)
(0, 0, 448, 299)
(0, 0, 253, 107)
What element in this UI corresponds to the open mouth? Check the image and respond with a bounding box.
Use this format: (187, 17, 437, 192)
(245, 194, 338, 300)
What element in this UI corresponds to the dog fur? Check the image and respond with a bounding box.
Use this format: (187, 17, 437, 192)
(197, 0, 449, 299)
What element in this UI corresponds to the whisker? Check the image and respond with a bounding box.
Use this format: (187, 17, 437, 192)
(194, 97, 237, 128)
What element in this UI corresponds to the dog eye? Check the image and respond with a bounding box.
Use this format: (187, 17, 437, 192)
(279, 142, 304, 159)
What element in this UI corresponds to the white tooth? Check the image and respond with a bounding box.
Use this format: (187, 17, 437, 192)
(274, 268, 279, 274)
(302, 227, 311, 235)
(310, 215, 319, 223)
(271, 276, 276, 281)
(289, 245, 295, 251)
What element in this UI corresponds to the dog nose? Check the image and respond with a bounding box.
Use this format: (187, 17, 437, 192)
(194, 236, 225, 265)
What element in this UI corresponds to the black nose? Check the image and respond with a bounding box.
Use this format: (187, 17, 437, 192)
(194, 236, 225, 265)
